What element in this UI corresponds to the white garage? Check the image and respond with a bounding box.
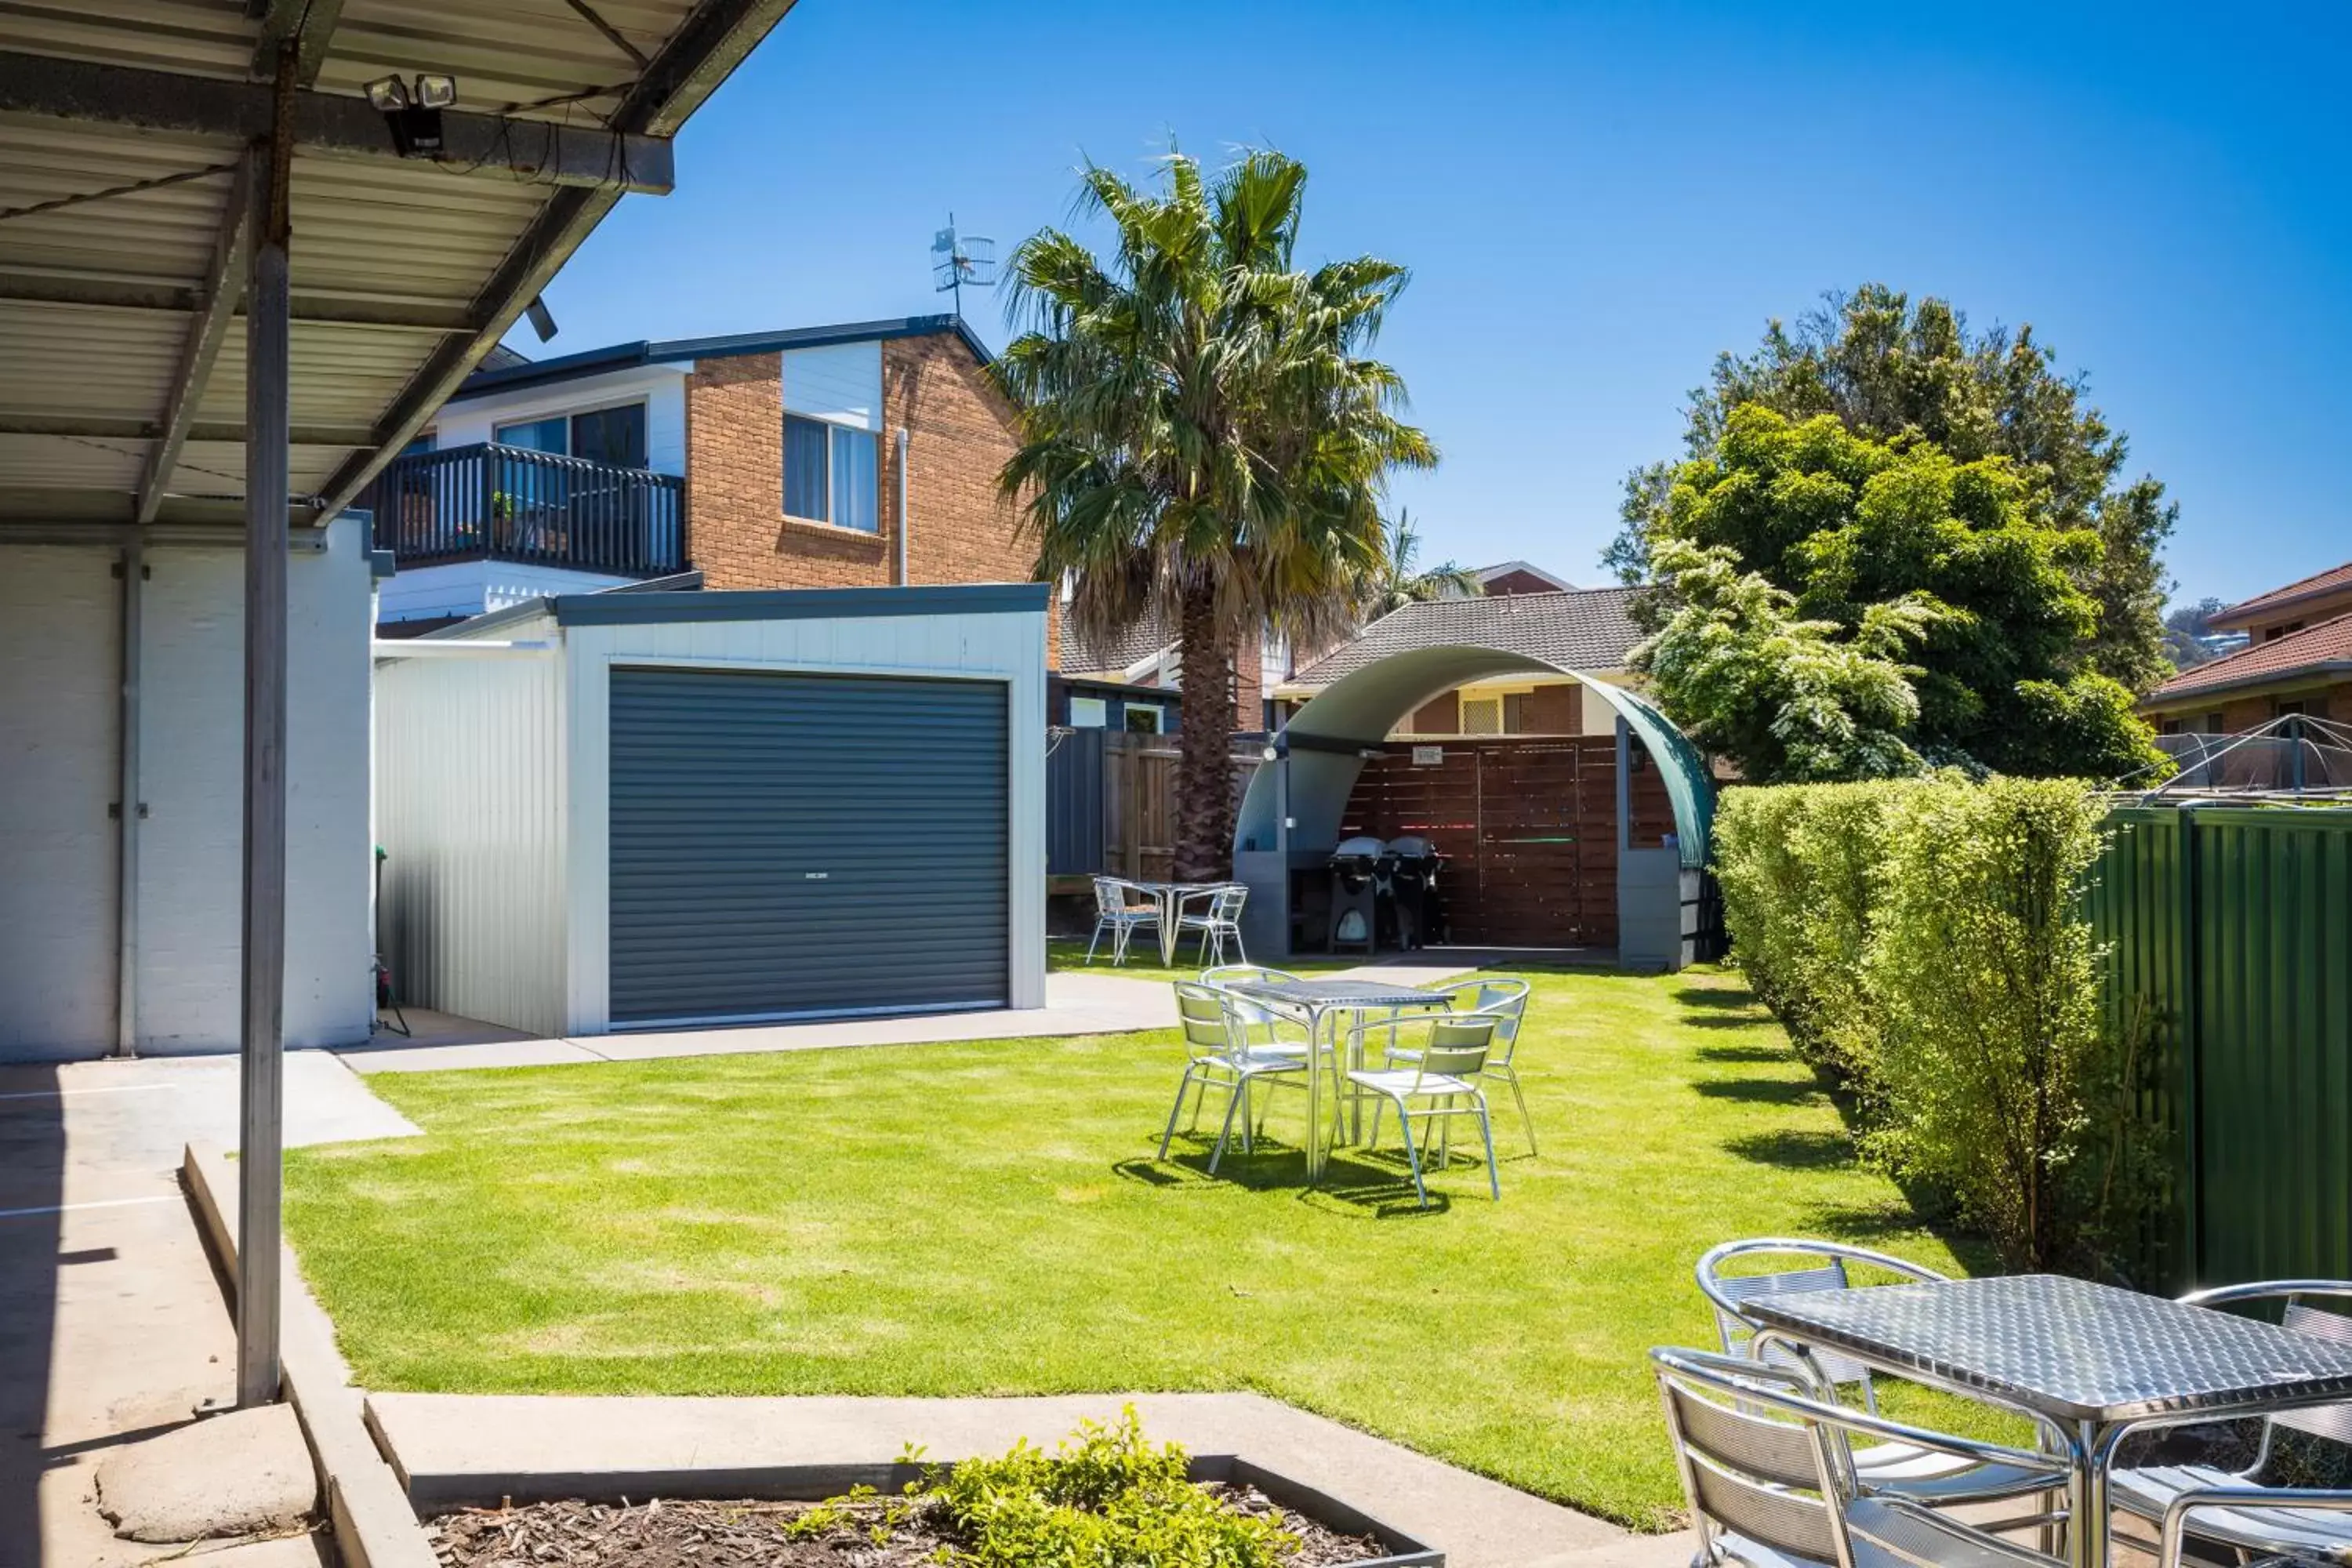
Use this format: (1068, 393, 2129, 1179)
(0, 522, 376, 1061)
(374, 582, 1047, 1037)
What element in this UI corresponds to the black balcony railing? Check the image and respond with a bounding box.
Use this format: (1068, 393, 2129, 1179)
(362, 441, 686, 576)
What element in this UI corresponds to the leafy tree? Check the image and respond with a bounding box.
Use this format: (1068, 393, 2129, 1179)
(1607, 285, 2176, 693)
(2161, 596, 2229, 668)
(1635, 405, 2165, 782)
(1355, 508, 1481, 620)
(995, 150, 1435, 879)
(1632, 537, 1944, 782)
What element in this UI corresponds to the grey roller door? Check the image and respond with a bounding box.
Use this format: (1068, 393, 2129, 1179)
(608, 666, 1008, 1025)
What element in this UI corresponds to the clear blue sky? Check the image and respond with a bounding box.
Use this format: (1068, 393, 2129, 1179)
(528, 0, 2350, 606)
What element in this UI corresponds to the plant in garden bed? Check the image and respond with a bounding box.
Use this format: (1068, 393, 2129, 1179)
(426, 1410, 1383, 1568)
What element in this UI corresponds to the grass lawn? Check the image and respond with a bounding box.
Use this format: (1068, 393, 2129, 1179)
(1044, 935, 1358, 986)
(285, 967, 1976, 1531)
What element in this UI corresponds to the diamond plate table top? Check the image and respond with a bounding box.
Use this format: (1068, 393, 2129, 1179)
(1742, 1273, 2352, 1425)
(1226, 979, 1452, 1010)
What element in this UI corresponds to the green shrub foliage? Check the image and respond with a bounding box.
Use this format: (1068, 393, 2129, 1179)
(1715, 776, 2161, 1275)
(922, 1406, 1297, 1568)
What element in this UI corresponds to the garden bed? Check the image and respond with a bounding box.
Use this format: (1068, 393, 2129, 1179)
(427, 1483, 1392, 1568)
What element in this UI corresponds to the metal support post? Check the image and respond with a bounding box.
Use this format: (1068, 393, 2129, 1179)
(114, 540, 143, 1058)
(236, 47, 295, 1410)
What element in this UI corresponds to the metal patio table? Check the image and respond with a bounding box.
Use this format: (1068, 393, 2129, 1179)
(1125, 880, 1229, 967)
(1743, 1272, 2352, 1568)
(1224, 978, 1455, 1181)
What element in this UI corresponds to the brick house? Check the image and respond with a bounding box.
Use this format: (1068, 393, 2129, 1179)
(2141, 561, 2352, 732)
(368, 315, 1050, 661)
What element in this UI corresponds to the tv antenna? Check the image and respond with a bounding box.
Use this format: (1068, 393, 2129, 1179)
(931, 213, 996, 318)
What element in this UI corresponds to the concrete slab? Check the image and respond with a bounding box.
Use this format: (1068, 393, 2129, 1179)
(0, 1052, 416, 1566)
(368, 1390, 1632, 1568)
(94, 1404, 315, 1544)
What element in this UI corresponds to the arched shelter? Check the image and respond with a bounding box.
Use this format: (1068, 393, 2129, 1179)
(1232, 644, 1715, 970)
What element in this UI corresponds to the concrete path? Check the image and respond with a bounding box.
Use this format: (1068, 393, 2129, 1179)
(0, 1054, 389, 1565)
(337, 969, 1181, 1075)
(370, 1390, 1686, 1568)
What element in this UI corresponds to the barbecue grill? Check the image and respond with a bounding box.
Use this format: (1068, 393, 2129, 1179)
(1328, 834, 1388, 953)
(1385, 834, 1443, 949)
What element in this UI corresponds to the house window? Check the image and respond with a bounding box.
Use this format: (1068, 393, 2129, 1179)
(1069, 696, 1109, 728)
(2265, 620, 2307, 641)
(2158, 719, 2183, 736)
(492, 404, 647, 466)
(2275, 699, 2307, 719)
(2205, 712, 2225, 734)
(1123, 706, 1164, 734)
(1459, 696, 1502, 735)
(496, 415, 568, 453)
(401, 433, 436, 457)
(783, 413, 879, 532)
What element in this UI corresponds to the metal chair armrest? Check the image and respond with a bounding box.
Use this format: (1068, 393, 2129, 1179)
(2158, 1486, 2352, 1568)
(1693, 1237, 1950, 1327)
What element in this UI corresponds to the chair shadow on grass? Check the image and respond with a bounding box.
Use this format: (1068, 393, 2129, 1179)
(1121, 1134, 1468, 1218)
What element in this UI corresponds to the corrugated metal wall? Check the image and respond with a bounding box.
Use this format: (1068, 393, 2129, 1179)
(2089, 806, 2352, 1287)
(1047, 726, 1106, 877)
(374, 638, 570, 1037)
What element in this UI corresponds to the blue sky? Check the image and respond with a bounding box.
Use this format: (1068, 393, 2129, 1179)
(530, 0, 2350, 605)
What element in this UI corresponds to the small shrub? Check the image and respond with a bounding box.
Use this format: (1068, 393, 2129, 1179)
(919, 1406, 1298, 1568)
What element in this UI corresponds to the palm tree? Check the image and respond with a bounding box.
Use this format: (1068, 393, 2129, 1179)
(995, 149, 1436, 880)
(1356, 509, 1482, 621)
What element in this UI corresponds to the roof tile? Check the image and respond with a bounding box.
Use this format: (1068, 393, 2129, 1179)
(2148, 611, 2352, 700)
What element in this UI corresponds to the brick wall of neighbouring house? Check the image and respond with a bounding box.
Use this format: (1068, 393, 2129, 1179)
(1519, 683, 1580, 732)
(683, 331, 1058, 667)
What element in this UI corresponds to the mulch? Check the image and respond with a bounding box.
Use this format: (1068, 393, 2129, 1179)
(426, 1484, 1390, 1568)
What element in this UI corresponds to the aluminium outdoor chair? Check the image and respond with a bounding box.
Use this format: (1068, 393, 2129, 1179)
(1653, 1345, 2067, 1568)
(1086, 875, 1162, 966)
(1346, 1013, 1502, 1207)
(1697, 1240, 2069, 1513)
(1200, 966, 1312, 1058)
(1381, 977, 1535, 1152)
(1176, 883, 1250, 967)
(2109, 1281, 2352, 1564)
(1159, 982, 1311, 1174)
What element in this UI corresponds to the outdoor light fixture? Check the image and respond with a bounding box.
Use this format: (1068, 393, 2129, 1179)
(363, 72, 459, 158)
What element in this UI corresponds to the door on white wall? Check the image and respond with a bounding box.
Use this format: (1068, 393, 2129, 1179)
(605, 666, 1011, 1026)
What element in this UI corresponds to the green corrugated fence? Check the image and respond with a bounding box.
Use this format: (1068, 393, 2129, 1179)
(2089, 806, 2352, 1290)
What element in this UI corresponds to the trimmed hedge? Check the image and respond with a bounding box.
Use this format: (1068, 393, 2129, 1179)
(1715, 775, 2159, 1276)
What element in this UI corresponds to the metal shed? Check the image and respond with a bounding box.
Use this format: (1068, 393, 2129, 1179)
(1232, 643, 1717, 971)
(375, 583, 1049, 1036)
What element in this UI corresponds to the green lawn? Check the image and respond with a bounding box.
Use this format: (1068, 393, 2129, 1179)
(285, 967, 1976, 1530)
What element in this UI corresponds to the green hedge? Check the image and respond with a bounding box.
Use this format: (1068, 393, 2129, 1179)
(1714, 775, 2161, 1276)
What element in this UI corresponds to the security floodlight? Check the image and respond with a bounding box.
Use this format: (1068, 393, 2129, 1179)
(366, 71, 458, 158)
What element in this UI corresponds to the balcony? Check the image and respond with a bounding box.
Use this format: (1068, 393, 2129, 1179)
(361, 441, 686, 577)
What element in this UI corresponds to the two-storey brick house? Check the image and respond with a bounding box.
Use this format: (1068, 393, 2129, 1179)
(369, 315, 1045, 652)
(2140, 561, 2352, 734)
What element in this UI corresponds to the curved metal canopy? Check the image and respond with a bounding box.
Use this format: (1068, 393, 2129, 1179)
(1236, 643, 1715, 869)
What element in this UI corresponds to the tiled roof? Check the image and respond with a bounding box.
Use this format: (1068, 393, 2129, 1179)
(2147, 611, 2352, 701)
(2210, 561, 2352, 628)
(1058, 604, 1175, 677)
(1290, 588, 1642, 688)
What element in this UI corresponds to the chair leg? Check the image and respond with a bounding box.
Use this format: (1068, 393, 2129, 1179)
(1086, 919, 1104, 964)
(1240, 1077, 1254, 1156)
(1501, 1065, 1537, 1155)
(1209, 1083, 1243, 1174)
(1231, 923, 1247, 964)
(1186, 1070, 1210, 1131)
(1394, 1100, 1430, 1209)
(1476, 1096, 1500, 1201)
(1157, 1065, 1195, 1160)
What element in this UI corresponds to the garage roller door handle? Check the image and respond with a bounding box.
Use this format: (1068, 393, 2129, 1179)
(804, 871, 829, 880)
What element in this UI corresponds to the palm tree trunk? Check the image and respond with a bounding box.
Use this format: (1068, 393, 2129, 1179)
(1173, 579, 1239, 883)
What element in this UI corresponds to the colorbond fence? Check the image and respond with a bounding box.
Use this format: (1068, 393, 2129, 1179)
(2089, 805, 2352, 1289)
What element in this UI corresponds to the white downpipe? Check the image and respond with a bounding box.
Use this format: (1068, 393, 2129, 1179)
(895, 426, 910, 586)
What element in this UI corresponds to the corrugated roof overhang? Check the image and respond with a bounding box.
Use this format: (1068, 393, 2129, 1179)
(0, 0, 796, 538)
